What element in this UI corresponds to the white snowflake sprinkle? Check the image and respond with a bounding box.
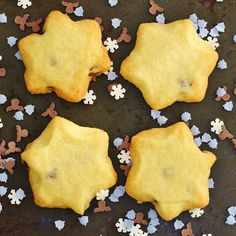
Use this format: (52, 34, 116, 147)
(0, 13, 7, 23)
(199, 28, 209, 38)
(174, 219, 184, 230)
(126, 210, 136, 219)
(0, 203, 2, 213)
(14, 111, 24, 121)
(113, 137, 123, 148)
(207, 36, 219, 49)
(191, 125, 200, 136)
(0, 186, 7, 196)
(74, 6, 84, 17)
(110, 84, 126, 100)
(189, 13, 198, 23)
(217, 59, 227, 70)
(54, 220, 65, 231)
(225, 215, 236, 225)
(233, 34, 236, 43)
(149, 217, 160, 226)
(157, 115, 168, 126)
(107, 71, 118, 81)
(109, 185, 125, 202)
(156, 14, 165, 24)
(116, 218, 129, 233)
(210, 118, 224, 134)
(189, 208, 204, 218)
(194, 137, 202, 147)
(208, 178, 214, 189)
(147, 224, 157, 234)
(216, 87, 226, 97)
(0, 94, 7, 104)
(108, 0, 118, 7)
(83, 90, 96, 105)
(0, 172, 8, 183)
(215, 22, 225, 32)
(7, 37, 18, 47)
(17, 0, 32, 9)
(202, 234, 213, 236)
(8, 188, 26, 205)
(228, 206, 236, 216)
(129, 224, 147, 236)
(223, 101, 233, 111)
(96, 189, 109, 200)
(104, 37, 119, 53)
(78, 216, 89, 226)
(201, 133, 211, 143)
(209, 27, 219, 37)
(148, 209, 158, 219)
(24, 104, 35, 115)
(208, 139, 218, 149)
(151, 110, 161, 120)
(117, 150, 130, 164)
(181, 111, 191, 122)
(198, 19, 207, 29)
(15, 51, 22, 60)
(111, 18, 122, 29)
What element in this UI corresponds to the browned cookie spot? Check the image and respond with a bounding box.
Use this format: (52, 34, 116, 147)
(49, 57, 57, 67)
(179, 79, 192, 89)
(47, 168, 57, 179)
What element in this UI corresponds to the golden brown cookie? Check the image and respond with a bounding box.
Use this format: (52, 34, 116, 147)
(125, 122, 216, 220)
(120, 19, 218, 110)
(21, 116, 117, 214)
(19, 10, 111, 102)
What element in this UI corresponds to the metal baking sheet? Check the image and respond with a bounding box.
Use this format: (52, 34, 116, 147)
(0, 0, 235, 235)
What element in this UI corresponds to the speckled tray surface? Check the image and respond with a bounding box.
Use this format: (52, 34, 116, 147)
(0, 0, 236, 235)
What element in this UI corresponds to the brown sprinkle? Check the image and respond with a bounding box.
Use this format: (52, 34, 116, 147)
(149, 0, 165, 15)
(0, 159, 16, 175)
(94, 17, 104, 31)
(15, 14, 29, 31)
(41, 102, 57, 118)
(218, 125, 234, 141)
(134, 212, 148, 225)
(231, 139, 236, 149)
(108, 83, 118, 92)
(6, 98, 24, 112)
(26, 18, 42, 32)
(94, 200, 111, 213)
(181, 222, 195, 236)
(234, 88, 236, 96)
(117, 27, 132, 43)
(5, 141, 21, 155)
(120, 163, 132, 176)
(16, 125, 29, 142)
(118, 135, 130, 151)
(0, 68, 6, 77)
(0, 140, 6, 157)
(62, 1, 79, 14)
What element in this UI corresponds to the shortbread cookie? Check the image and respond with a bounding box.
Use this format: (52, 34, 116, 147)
(19, 10, 111, 102)
(21, 116, 117, 215)
(120, 19, 218, 110)
(125, 122, 216, 220)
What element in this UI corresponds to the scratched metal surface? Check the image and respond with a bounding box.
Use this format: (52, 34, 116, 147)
(0, 0, 236, 235)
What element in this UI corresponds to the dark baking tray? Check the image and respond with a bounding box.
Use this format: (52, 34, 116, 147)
(0, 0, 236, 235)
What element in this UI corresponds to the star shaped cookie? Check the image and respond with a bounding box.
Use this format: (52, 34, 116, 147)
(21, 116, 117, 214)
(19, 11, 111, 102)
(125, 122, 216, 220)
(120, 19, 218, 110)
